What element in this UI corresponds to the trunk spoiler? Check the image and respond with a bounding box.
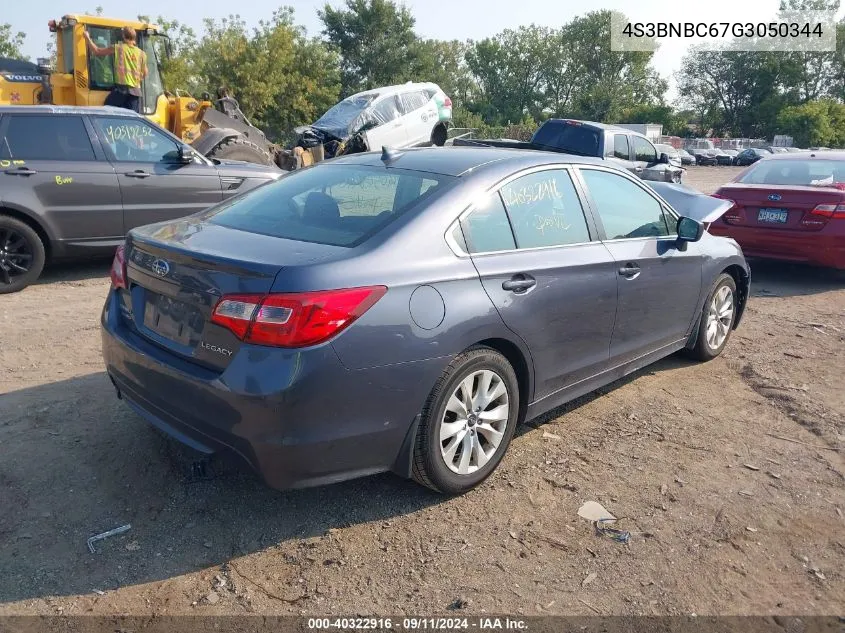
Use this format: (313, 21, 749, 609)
(646, 181, 734, 224)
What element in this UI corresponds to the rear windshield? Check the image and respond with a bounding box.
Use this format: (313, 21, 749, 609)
(738, 159, 845, 187)
(205, 165, 454, 247)
(532, 121, 601, 157)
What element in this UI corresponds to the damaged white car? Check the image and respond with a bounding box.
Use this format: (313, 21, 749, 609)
(293, 82, 452, 163)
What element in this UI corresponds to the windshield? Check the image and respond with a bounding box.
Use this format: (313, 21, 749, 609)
(313, 94, 378, 138)
(205, 164, 455, 247)
(532, 121, 601, 156)
(738, 159, 845, 187)
(86, 27, 164, 115)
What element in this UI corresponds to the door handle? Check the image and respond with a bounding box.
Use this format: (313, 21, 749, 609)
(4, 167, 37, 176)
(125, 170, 151, 178)
(502, 274, 536, 293)
(618, 263, 641, 278)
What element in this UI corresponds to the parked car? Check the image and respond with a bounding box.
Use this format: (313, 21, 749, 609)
(785, 147, 803, 152)
(710, 152, 845, 269)
(102, 147, 749, 494)
(678, 148, 696, 165)
(721, 149, 739, 164)
(655, 143, 682, 167)
(713, 149, 733, 166)
(295, 82, 452, 159)
(735, 147, 772, 166)
(454, 119, 684, 183)
(0, 106, 282, 294)
(693, 149, 719, 166)
(768, 146, 789, 154)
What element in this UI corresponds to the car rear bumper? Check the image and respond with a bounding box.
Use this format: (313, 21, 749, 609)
(709, 224, 845, 269)
(100, 291, 448, 490)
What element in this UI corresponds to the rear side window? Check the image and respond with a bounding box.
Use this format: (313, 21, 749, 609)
(400, 91, 429, 113)
(580, 169, 671, 239)
(500, 170, 591, 248)
(0, 115, 95, 161)
(207, 165, 453, 247)
(532, 122, 601, 157)
(460, 193, 516, 254)
(369, 97, 401, 125)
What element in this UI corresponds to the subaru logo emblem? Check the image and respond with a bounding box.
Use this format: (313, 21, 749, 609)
(768, 193, 782, 201)
(151, 259, 170, 277)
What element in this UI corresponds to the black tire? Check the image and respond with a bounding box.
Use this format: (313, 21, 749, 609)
(431, 124, 447, 147)
(412, 347, 520, 495)
(205, 136, 274, 166)
(0, 215, 45, 294)
(685, 273, 737, 362)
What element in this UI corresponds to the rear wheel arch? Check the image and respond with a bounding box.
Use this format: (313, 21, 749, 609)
(431, 123, 448, 147)
(0, 206, 51, 259)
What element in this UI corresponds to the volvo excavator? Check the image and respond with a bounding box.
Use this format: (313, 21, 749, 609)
(0, 14, 294, 167)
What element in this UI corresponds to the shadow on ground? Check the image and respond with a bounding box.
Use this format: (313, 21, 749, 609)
(746, 259, 845, 299)
(0, 372, 445, 603)
(38, 258, 111, 285)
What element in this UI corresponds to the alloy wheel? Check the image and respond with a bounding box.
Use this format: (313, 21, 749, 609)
(0, 228, 34, 287)
(706, 285, 734, 350)
(439, 369, 510, 475)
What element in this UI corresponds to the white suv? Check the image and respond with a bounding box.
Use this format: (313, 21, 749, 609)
(311, 82, 452, 151)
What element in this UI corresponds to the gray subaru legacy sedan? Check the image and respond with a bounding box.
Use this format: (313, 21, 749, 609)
(0, 106, 281, 293)
(101, 146, 749, 495)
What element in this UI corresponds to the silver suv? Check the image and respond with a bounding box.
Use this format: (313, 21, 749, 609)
(0, 106, 282, 293)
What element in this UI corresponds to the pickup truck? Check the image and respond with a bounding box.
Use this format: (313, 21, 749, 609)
(454, 119, 684, 183)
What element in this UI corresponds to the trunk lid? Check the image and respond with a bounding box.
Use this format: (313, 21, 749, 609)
(715, 184, 845, 232)
(120, 218, 343, 370)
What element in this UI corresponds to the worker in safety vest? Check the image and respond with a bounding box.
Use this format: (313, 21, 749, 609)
(83, 26, 148, 113)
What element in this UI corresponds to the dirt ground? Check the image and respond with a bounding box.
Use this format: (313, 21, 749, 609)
(0, 166, 843, 617)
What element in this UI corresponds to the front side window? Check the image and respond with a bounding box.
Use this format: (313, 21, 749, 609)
(633, 136, 658, 163)
(499, 170, 591, 248)
(92, 117, 180, 163)
(580, 169, 671, 240)
(207, 165, 453, 247)
(0, 115, 95, 161)
(460, 193, 516, 254)
(369, 96, 401, 125)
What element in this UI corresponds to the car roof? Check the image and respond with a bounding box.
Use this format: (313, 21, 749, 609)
(328, 146, 607, 177)
(764, 150, 845, 160)
(349, 82, 442, 101)
(0, 105, 143, 117)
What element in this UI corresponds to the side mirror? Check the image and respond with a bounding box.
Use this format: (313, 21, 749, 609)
(177, 145, 193, 164)
(677, 216, 704, 243)
(659, 152, 670, 164)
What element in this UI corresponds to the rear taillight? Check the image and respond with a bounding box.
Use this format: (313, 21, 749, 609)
(211, 286, 387, 348)
(443, 97, 452, 108)
(810, 203, 845, 219)
(110, 244, 127, 289)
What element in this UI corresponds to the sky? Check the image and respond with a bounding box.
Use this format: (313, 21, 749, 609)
(7, 0, 842, 103)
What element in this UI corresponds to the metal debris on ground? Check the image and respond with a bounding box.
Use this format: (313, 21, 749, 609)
(577, 501, 631, 544)
(87, 524, 131, 553)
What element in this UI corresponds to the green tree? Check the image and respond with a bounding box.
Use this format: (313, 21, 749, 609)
(192, 8, 340, 142)
(319, 0, 418, 95)
(412, 39, 473, 106)
(0, 23, 26, 59)
(777, 99, 845, 147)
(566, 11, 665, 122)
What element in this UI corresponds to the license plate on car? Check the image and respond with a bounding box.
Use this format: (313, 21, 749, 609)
(758, 208, 788, 223)
(143, 294, 198, 345)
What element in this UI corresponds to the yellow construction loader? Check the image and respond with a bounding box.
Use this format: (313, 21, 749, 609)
(0, 14, 290, 166)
